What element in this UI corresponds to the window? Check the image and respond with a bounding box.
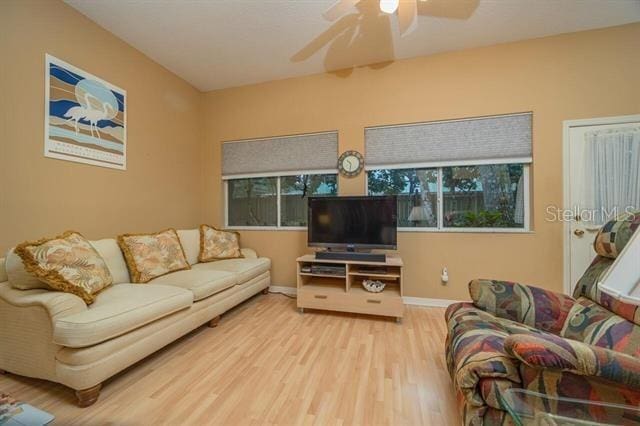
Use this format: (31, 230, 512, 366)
(227, 177, 278, 226)
(442, 164, 525, 228)
(367, 163, 529, 231)
(368, 168, 438, 228)
(280, 174, 338, 226)
(226, 174, 337, 228)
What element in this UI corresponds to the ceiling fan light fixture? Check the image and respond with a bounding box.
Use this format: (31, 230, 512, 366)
(379, 0, 399, 14)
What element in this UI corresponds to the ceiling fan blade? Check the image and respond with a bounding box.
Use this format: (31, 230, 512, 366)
(398, 0, 418, 36)
(323, 0, 360, 21)
(417, 0, 479, 20)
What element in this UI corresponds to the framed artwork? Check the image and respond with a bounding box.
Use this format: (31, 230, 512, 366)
(45, 54, 127, 170)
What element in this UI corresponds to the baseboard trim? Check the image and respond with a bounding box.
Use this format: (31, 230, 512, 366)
(269, 285, 297, 296)
(269, 286, 462, 308)
(402, 297, 464, 308)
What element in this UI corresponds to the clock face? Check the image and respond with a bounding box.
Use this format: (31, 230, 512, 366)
(338, 151, 364, 177)
(342, 155, 359, 172)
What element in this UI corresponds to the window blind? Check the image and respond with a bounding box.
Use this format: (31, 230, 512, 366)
(365, 113, 532, 170)
(222, 131, 338, 178)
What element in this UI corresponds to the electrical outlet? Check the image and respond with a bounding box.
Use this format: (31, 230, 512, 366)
(441, 267, 449, 284)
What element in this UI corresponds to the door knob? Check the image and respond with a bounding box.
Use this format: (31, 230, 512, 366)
(574, 229, 585, 236)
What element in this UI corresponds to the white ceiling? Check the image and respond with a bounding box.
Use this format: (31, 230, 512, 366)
(66, 0, 640, 92)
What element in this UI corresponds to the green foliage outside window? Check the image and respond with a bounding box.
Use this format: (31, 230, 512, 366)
(368, 164, 526, 229)
(280, 174, 337, 226)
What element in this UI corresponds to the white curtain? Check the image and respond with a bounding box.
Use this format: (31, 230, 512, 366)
(582, 127, 640, 225)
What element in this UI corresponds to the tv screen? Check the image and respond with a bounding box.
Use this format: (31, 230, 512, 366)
(308, 196, 397, 249)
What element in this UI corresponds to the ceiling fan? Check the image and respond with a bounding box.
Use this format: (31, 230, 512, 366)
(323, 0, 479, 36)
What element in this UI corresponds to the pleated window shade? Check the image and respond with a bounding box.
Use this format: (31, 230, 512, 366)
(222, 131, 338, 178)
(365, 113, 532, 169)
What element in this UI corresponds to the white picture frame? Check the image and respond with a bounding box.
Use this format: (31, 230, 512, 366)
(45, 54, 127, 170)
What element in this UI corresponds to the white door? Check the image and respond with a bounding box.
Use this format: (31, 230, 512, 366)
(564, 115, 640, 294)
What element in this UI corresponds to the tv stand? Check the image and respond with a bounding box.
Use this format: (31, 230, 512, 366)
(315, 250, 386, 263)
(296, 254, 404, 322)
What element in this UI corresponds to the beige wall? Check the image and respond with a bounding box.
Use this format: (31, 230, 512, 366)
(0, 0, 203, 252)
(2, 0, 638, 300)
(203, 23, 640, 299)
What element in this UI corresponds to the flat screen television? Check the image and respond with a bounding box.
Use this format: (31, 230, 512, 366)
(308, 196, 397, 250)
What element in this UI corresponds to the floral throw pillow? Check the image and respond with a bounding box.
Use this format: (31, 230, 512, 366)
(199, 225, 243, 262)
(14, 231, 113, 304)
(118, 229, 190, 283)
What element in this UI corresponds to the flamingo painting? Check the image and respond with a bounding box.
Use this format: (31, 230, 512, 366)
(46, 54, 127, 170)
(63, 92, 116, 139)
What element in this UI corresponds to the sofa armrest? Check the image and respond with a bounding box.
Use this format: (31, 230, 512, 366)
(240, 248, 258, 259)
(505, 333, 640, 390)
(469, 279, 575, 334)
(0, 282, 86, 321)
(0, 258, 8, 282)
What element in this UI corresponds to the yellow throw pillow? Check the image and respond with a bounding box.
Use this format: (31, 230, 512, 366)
(118, 229, 190, 283)
(14, 231, 113, 304)
(198, 224, 243, 262)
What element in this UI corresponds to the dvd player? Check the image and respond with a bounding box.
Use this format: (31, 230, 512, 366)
(311, 265, 346, 276)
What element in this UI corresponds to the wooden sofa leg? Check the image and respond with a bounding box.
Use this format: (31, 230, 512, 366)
(208, 315, 221, 328)
(261, 288, 269, 295)
(75, 384, 101, 407)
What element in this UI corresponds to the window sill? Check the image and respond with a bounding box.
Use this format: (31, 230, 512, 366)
(225, 226, 307, 231)
(398, 227, 533, 234)
(224, 226, 532, 234)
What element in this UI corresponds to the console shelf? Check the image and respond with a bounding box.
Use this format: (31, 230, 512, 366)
(296, 254, 404, 322)
(299, 272, 347, 279)
(348, 271, 401, 278)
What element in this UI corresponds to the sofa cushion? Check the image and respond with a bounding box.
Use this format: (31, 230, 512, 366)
(90, 238, 130, 284)
(15, 231, 113, 304)
(117, 228, 190, 283)
(572, 254, 640, 326)
(177, 229, 199, 266)
(469, 278, 575, 334)
(5, 248, 48, 290)
(149, 269, 237, 301)
(445, 302, 551, 408)
(192, 257, 270, 283)
(53, 284, 192, 347)
(593, 210, 640, 259)
(562, 297, 640, 356)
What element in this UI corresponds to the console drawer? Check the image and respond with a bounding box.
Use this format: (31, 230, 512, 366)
(349, 292, 403, 317)
(298, 286, 403, 318)
(297, 287, 340, 310)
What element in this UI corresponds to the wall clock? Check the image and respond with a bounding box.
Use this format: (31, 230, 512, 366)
(338, 150, 364, 178)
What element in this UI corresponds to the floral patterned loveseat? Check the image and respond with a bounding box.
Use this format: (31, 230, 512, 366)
(445, 211, 640, 425)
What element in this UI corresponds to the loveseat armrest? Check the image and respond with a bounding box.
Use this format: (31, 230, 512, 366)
(469, 279, 575, 334)
(0, 282, 86, 321)
(0, 258, 8, 282)
(240, 248, 258, 259)
(505, 333, 640, 390)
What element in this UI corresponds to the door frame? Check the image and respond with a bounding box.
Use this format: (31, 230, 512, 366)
(562, 114, 640, 294)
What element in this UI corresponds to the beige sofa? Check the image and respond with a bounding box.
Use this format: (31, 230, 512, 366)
(0, 229, 271, 407)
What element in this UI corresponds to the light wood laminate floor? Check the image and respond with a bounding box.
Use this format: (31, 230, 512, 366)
(0, 294, 460, 425)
